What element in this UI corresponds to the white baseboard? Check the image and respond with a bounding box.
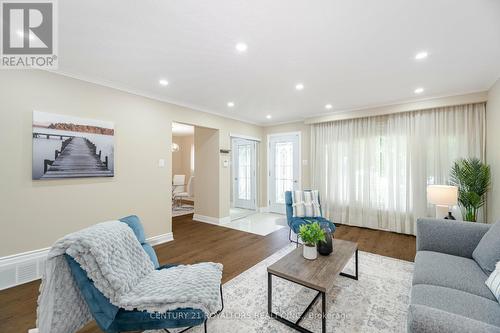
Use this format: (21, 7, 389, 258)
(0, 247, 50, 268)
(259, 206, 270, 213)
(0, 232, 174, 291)
(193, 214, 220, 225)
(193, 214, 230, 225)
(219, 216, 231, 224)
(147, 232, 174, 246)
(0, 247, 50, 291)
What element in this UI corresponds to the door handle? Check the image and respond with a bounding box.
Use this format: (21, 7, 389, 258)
(293, 180, 298, 183)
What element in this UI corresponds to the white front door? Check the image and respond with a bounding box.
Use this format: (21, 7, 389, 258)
(268, 133, 300, 214)
(232, 138, 257, 210)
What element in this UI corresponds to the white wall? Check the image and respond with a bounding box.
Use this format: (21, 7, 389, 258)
(487, 78, 500, 222)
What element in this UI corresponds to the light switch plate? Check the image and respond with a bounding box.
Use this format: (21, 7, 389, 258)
(158, 159, 166, 168)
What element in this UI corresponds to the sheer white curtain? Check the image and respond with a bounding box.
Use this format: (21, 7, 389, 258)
(311, 103, 485, 235)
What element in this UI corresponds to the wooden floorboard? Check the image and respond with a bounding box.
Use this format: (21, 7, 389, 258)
(0, 215, 415, 333)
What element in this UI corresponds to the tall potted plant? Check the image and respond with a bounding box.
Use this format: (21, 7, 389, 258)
(298, 222, 326, 260)
(449, 157, 491, 222)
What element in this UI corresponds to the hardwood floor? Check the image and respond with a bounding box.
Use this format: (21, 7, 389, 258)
(334, 224, 416, 262)
(0, 215, 415, 333)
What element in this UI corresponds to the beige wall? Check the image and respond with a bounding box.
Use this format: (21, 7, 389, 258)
(168, 115, 264, 219)
(0, 70, 263, 257)
(3, 69, 494, 257)
(487, 78, 500, 223)
(172, 135, 194, 179)
(194, 127, 220, 217)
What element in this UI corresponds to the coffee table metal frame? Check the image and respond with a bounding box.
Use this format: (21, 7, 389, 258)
(267, 249, 358, 333)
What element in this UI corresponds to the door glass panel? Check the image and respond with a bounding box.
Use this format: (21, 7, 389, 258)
(238, 144, 251, 200)
(274, 142, 293, 203)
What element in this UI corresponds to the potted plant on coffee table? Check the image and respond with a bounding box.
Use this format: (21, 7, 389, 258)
(298, 222, 326, 260)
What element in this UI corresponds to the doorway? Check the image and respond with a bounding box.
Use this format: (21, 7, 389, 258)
(231, 137, 258, 219)
(171, 122, 195, 217)
(267, 132, 301, 214)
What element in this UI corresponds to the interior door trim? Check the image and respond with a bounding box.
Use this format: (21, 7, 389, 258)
(266, 131, 302, 212)
(232, 138, 258, 210)
(229, 133, 261, 142)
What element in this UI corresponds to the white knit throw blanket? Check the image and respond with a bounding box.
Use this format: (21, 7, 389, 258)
(37, 221, 223, 333)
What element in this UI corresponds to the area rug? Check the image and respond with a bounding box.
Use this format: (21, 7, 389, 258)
(147, 244, 414, 333)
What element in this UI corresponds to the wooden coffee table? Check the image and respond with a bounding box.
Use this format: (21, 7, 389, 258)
(267, 239, 358, 333)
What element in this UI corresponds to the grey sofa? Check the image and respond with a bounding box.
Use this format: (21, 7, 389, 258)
(408, 218, 500, 333)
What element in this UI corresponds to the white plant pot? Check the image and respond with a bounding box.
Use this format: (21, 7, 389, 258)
(303, 244, 317, 260)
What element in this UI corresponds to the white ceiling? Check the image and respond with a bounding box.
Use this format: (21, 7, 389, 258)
(57, 0, 500, 125)
(172, 122, 194, 136)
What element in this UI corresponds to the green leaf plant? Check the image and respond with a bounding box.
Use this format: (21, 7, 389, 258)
(298, 222, 326, 247)
(449, 157, 491, 222)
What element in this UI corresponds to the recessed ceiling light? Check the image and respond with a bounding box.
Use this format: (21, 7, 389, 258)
(295, 83, 304, 91)
(325, 104, 333, 110)
(235, 43, 248, 53)
(266, 115, 272, 119)
(414, 87, 424, 94)
(159, 79, 169, 86)
(415, 51, 428, 60)
(227, 102, 235, 107)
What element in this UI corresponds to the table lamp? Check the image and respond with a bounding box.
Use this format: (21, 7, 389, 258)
(427, 185, 458, 219)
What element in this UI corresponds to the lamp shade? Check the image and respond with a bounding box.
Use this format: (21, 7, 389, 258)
(427, 185, 458, 206)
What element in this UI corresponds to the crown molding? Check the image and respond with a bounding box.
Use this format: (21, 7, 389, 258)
(44, 69, 261, 126)
(261, 118, 308, 127)
(304, 91, 488, 124)
(41, 70, 490, 128)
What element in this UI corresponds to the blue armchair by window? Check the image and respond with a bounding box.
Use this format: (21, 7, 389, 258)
(65, 215, 223, 333)
(285, 190, 336, 246)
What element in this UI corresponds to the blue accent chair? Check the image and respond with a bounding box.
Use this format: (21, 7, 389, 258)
(65, 215, 223, 333)
(285, 191, 336, 245)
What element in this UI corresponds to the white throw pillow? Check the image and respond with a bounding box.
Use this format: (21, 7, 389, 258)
(310, 190, 322, 217)
(486, 261, 500, 303)
(292, 190, 305, 217)
(292, 190, 322, 218)
(303, 191, 314, 217)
